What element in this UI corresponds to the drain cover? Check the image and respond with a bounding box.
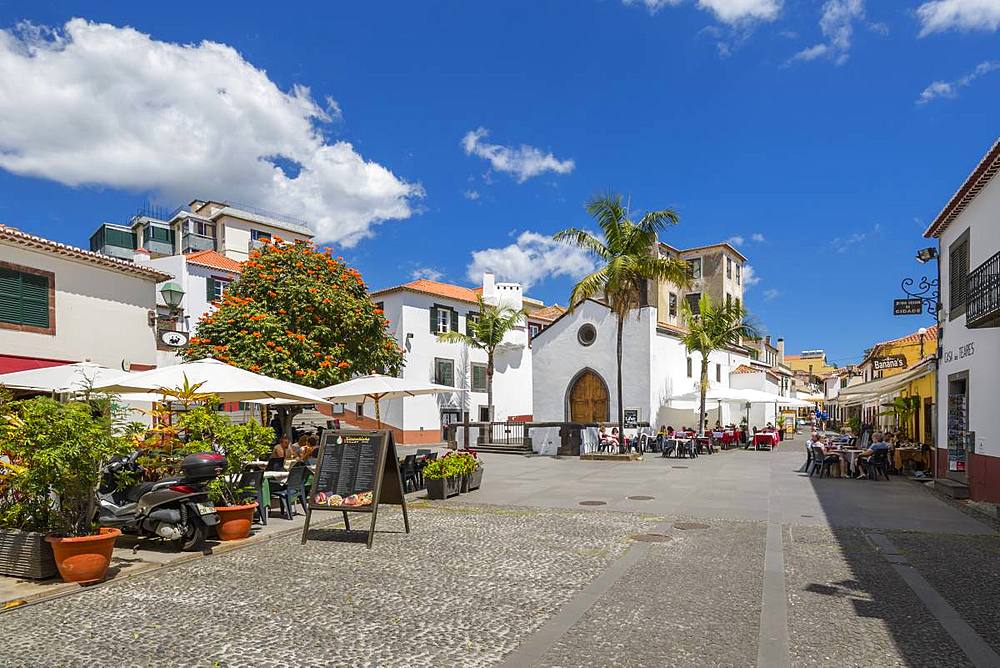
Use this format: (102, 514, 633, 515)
(800, 514, 814, 518)
(672, 466, 689, 469)
(628, 495, 655, 501)
(631, 533, 672, 543)
(578, 500, 607, 506)
(674, 522, 709, 530)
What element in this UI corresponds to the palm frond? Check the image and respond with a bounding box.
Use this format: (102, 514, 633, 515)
(552, 228, 610, 261)
(436, 331, 478, 348)
(567, 266, 609, 311)
(585, 193, 627, 252)
(637, 208, 680, 233)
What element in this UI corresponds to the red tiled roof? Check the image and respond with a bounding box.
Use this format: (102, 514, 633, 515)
(529, 304, 566, 321)
(185, 250, 242, 273)
(0, 225, 171, 282)
(732, 364, 761, 374)
(873, 325, 939, 349)
(371, 279, 481, 304)
(924, 138, 1000, 239)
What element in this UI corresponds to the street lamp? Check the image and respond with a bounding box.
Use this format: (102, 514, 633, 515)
(918, 327, 927, 358)
(160, 282, 185, 311)
(916, 247, 938, 264)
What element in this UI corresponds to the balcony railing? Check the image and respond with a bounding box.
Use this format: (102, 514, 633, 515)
(181, 232, 216, 253)
(967, 250, 1000, 328)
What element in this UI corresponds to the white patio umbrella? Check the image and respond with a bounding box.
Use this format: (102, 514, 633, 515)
(0, 362, 128, 394)
(318, 374, 455, 428)
(93, 358, 330, 404)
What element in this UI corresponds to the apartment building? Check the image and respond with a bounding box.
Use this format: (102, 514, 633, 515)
(653, 242, 747, 328)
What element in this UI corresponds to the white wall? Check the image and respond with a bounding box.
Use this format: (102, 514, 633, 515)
(218, 216, 312, 261)
(532, 300, 653, 423)
(936, 173, 1000, 460)
(0, 243, 159, 369)
(372, 288, 532, 434)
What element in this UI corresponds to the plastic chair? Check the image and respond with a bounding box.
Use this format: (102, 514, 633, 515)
(238, 467, 267, 525)
(270, 463, 308, 519)
(867, 450, 891, 481)
(809, 446, 836, 478)
(660, 438, 677, 458)
(400, 455, 419, 492)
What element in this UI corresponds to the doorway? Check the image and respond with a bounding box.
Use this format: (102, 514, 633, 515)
(568, 370, 609, 423)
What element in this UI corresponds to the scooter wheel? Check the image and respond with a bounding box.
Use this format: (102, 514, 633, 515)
(176, 521, 206, 552)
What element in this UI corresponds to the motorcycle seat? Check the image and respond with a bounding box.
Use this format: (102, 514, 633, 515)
(126, 481, 159, 503)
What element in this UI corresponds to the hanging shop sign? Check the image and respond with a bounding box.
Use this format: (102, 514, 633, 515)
(872, 355, 907, 371)
(893, 298, 924, 316)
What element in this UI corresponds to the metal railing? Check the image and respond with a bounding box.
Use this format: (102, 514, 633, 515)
(181, 232, 216, 253)
(489, 421, 526, 445)
(967, 250, 1000, 328)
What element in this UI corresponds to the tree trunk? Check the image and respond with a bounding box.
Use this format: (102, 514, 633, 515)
(276, 406, 304, 439)
(486, 352, 495, 423)
(616, 315, 625, 454)
(698, 354, 709, 437)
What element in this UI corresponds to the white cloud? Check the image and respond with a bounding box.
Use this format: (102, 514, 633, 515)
(410, 267, 444, 281)
(917, 61, 1000, 104)
(0, 19, 421, 246)
(763, 288, 780, 301)
(727, 235, 746, 246)
(751, 232, 766, 242)
(917, 0, 1000, 36)
(461, 128, 574, 183)
(743, 264, 761, 286)
(466, 231, 595, 290)
(623, 0, 781, 25)
(464, 189, 481, 201)
(830, 223, 881, 253)
(788, 0, 866, 66)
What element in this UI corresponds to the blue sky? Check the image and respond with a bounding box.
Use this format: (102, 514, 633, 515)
(0, 1, 997, 366)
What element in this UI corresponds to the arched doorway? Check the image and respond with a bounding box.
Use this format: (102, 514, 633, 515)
(568, 370, 609, 423)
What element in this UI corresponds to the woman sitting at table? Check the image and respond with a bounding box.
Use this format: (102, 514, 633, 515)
(856, 432, 891, 479)
(297, 435, 318, 462)
(266, 436, 289, 471)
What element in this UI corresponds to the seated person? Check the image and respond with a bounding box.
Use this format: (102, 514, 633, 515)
(856, 432, 891, 478)
(266, 436, 290, 471)
(667, 425, 676, 438)
(609, 427, 622, 448)
(714, 420, 723, 431)
(298, 435, 318, 462)
(598, 426, 615, 451)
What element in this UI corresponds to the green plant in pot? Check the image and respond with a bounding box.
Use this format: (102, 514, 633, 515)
(0, 396, 132, 583)
(776, 415, 786, 441)
(457, 450, 483, 493)
(422, 452, 464, 500)
(174, 400, 273, 541)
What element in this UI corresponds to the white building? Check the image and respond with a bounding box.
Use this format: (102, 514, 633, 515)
(0, 225, 169, 375)
(923, 138, 1000, 503)
(361, 274, 541, 444)
(532, 298, 753, 433)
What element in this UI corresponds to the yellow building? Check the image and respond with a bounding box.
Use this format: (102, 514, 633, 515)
(784, 350, 838, 378)
(846, 325, 939, 444)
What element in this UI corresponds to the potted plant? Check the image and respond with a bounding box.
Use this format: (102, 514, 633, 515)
(459, 450, 484, 493)
(0, 397, 131, 583)
(776, 415, 786, 441)
(180, 402, 272, 541)
(423, 453, 462, 500)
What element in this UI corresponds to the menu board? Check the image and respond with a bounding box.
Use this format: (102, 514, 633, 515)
(300, 430, 410, 549)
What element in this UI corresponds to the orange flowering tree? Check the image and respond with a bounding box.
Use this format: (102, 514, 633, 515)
(182, 239, 402, 389)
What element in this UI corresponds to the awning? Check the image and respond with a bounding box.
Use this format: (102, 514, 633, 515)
(833, 357, 935, 405)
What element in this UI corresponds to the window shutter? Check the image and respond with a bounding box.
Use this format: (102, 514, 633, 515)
(0, 268, 20, 325)
(20, 273, 49, 328)
(450, 309, 459, 332)
(430, 307, 437, 334)
(206, 277, 216, 302)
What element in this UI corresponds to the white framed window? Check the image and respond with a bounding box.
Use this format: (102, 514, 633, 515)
(436, 308, 451, 334)
(434, 358, 455, 386)
(212, 278, 230, 301)
(528, 323, 541, 339)
(685, 292, 701, 315)
(687, 258, 702, 279)
(726, 257, 732, 279)
(669, 292, 677, 317)
(736, 263, 742, 285)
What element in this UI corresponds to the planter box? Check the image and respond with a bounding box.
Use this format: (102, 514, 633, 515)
(426, 476, 461, 500)
(462, 467, 484, 492)
(0, 528, 58, 579)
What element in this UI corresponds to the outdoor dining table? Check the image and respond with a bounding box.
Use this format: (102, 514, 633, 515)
(832, 449, 864, 477)
(893, 446, 929, 471)
(752, 432, 780, 450)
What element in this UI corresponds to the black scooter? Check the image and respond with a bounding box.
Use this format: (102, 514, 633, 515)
(96, 451, 226, 552)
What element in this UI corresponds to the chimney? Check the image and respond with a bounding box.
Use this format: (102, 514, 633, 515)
(133, 248, 152, 265)
(482, 272, 496, 305)
(776, 337, 785, 364)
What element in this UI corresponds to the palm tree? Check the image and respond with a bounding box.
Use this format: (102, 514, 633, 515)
(437, 294, 526, 421)
(555, 193, 691, 447)
(680, 294, 759, 437)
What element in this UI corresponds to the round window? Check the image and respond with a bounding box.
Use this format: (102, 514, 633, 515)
(577, 323, 597, 346)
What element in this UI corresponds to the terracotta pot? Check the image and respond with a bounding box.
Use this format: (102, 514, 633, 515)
(214, 502, 257, 541)
(45, 527, 120, 585)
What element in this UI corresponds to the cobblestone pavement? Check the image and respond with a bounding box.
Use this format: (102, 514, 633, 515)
(3, 444, 1000, 667)
(0, 503, 656, 667)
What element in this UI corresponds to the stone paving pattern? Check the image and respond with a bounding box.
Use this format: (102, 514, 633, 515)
(783, 525, 970, 667)
(535, 519, 766, 668)
(0, 503, 656, 667)
(889, 531, 1000, 657)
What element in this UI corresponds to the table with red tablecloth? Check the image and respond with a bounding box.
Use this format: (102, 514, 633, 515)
(752, 432, 780, 450)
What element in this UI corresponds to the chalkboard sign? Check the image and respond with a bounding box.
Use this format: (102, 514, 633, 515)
(300, 430, 410, 549)
(624, 409, 639, 429)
